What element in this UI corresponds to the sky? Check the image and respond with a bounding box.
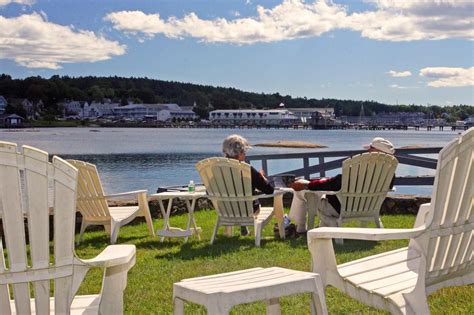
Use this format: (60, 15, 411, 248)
(0, 0, 473, 106)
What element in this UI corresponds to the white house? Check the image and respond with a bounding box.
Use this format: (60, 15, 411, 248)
(112, 103, 192, 120)
(63, 101, 83, 116)
(86, 102, 117, 118)
(21, 99, 43, 120)
(209, 109, 299, 125)
(157, 109, 197, 121)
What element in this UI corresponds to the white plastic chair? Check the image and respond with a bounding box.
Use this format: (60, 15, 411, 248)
(196, 157, 285, 247)
(306, 152, 398, 243)
(68, 159, 155, 244)
(0, 142, 136, 314)
(307, 128, 473, 314)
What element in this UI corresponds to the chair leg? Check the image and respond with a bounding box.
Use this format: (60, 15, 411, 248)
(210, 219, 220, 244)
(104, 224, 111, 235)
(224, 226, 233, 237)
(173, 297, 185, 315)
(110, 222, 120, 244)
(138, 192, 155, 236)
(266, 298, 281, 315)
(255, 221, 263, 247)
(375, 217, 384, 228)
(310, 277, 328, 315)
(307, 206, 317, 230)
(335, 219, 343, 245)
(77, 220, 89, 244)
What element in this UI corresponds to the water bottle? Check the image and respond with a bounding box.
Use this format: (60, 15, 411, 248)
(188, 180, 195, 193)
(283, 214, 291, 227)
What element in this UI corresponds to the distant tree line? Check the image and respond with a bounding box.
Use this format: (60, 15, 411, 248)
(0, 74, 472, 121)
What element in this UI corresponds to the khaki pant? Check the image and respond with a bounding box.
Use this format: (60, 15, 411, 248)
(289, 191, 339, 232)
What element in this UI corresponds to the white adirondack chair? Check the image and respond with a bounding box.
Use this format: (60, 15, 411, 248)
(305, 152, 398, 243)
(0, 142, 136, 314)
(307, 128, 474, 314)
(196, 157, 285, 247)
(67, 160, 155, 244)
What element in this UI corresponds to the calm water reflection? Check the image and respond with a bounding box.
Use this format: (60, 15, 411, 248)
(1, 127, 461, 196)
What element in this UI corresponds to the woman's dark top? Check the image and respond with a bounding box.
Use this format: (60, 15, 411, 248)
(250, 166, 274, 212)
(307, 174, 394, 213)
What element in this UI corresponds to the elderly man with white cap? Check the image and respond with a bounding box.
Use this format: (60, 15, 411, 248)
(288, 137, 396, 235)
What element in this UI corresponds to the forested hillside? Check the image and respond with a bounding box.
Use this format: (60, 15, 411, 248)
(0, 74, 472, 120)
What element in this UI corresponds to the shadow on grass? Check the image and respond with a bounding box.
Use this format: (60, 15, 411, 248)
(75, 226, 379, 260)
(155, 237, 258, 260)
(332, 239, 378, 253)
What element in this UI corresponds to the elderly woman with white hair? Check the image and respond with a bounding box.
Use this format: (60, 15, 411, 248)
(222, 134, 275, 235)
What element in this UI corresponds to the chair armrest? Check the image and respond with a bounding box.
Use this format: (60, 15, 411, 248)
(252, 189, 286, 200)
(78, 245, 136, 314)
(414, 203, 431, 227)
(307, 226, 426, 242)
(78, 245, 136, 268)
(105, 190, 147, 199)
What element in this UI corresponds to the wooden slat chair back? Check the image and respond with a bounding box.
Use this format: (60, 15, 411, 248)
(422, 128, 473, 287)
(0, 142, 137, 314)
(70, 160, 110, 221)
(196, 157, 254, 223)
(307, 128, 473, 314)
(196, 157, 281, 246)
(338, 152, 398, 225)
(0, 142, 78, 314)
(68, 159, 155, 244)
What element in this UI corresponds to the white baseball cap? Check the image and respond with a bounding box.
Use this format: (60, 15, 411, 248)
(363, 137, 395, 154)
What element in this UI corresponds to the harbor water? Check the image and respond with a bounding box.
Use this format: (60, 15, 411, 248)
(0, 127, 462, 196)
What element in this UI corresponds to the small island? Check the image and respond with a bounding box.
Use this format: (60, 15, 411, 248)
(254, 141, 327, 148)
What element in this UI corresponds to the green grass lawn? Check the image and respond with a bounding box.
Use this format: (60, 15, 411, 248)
(75, 211, 474, 314)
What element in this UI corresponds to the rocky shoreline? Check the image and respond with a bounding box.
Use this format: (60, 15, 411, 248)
(111, 194, 430, 219)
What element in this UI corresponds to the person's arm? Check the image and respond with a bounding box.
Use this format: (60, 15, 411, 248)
(251, 166, 274, 194)
(307, 174, 342, 191)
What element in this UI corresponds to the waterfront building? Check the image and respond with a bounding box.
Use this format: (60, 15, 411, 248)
(63, 101, 83, 116)
(86, 102, 117, 118)
(0, 96, 7, 114)
(209, 109, 299, 126)
(5, 114, 24, 127)
(290, 108, 335, 124)
(21, 99, 43, 120)
(374, 112, 426, 126)
(113, 103, 194, 120)
(340, 115, 371, 125)
(465, 116, 474, 127)
(157, 109, 197, 121)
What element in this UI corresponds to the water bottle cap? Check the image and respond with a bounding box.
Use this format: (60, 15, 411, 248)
(190, 180, 194, 184)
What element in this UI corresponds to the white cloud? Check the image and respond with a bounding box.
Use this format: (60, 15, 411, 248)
(419, 66, 474, 87)
(0, 13, 126, 69)
(104, 0, 348, 44)
(389, 83, 420, 89)
(349, 0, 473, 41)
(0, 0, 34, 7)
(105, 0, 473, 44)
(389, 84, 408, 89)
(388, 70, 412, 77)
